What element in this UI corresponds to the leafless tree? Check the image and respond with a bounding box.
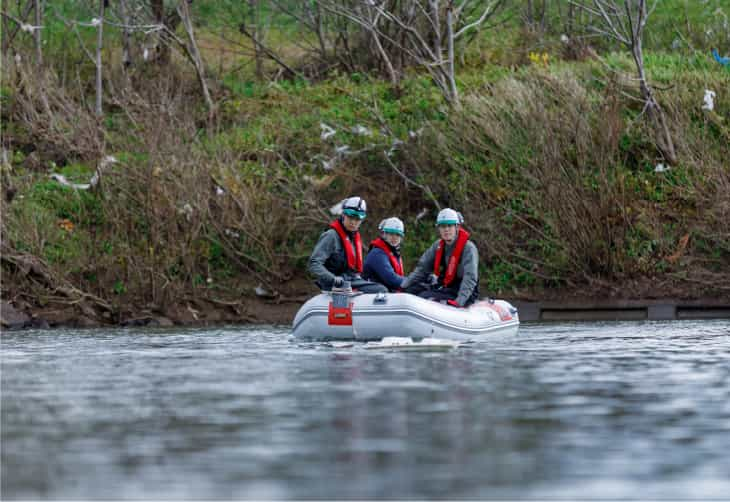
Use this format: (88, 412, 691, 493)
(525, 0, 549, 33)
(176, 0, 214, 115)
(1, 1, 52, 114)
(573, 0, 676, 164)
(119, 0, 132, 69)
(245, 0, 265, 80)
(95, 0, 105, 117)
(318, 0, 504, 106)
(149, 0, 181, 65)
(33, 0, 42, 64)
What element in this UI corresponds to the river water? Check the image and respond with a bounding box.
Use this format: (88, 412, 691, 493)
(2, 320, 729, 499)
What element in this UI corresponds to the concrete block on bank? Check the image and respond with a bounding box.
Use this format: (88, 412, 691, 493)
(648, 304, 676, 320)
(541, 308, 647, 321)
(513, 302, 540, 321)
(677, 306, 730, 319)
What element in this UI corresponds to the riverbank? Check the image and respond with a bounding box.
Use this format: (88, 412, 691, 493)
(3, 278, 729, 330)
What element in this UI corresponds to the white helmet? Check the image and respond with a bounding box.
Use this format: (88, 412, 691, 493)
(378, 217, 405, 236)
(436, 208, 462, 226)
(341, 196, 367, 219)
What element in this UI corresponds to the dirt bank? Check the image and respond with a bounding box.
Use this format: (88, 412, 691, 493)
(3, 275, 728, 331)
(1, 291, 304, 330)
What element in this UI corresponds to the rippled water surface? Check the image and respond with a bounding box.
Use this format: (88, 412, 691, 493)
(2, 321, 729, 499)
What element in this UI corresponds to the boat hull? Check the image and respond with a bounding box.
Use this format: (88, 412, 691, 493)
(292, 292, 519, 341)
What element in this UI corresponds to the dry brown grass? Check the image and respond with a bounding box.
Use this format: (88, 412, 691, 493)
(416, 68, 730, 292)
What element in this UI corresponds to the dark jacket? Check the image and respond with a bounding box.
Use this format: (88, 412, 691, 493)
(308, 228, 358, 288)
(363, 245, 404, 292)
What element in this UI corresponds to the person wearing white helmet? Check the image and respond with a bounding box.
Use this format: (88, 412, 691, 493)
(308, 196, 388, 293)
(401, 208, 479, 307)
(362, 217, 406, 292)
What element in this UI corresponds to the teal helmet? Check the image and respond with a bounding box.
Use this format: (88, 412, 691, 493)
(378, 217, 405, 236)
(341, 196, 367, 219)
(436, 208, 462, 226)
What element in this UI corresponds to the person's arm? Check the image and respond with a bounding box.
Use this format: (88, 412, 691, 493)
(455, 242, 479, 306)
(401, 242, 437, 290)
(369, 249, 404, 291)
(308, 230, 337, 285)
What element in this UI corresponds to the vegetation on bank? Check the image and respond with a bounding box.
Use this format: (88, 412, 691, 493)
(1, 1, 729, 323)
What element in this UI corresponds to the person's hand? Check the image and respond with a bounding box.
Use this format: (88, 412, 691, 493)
(447, 299, 462, 308)
(332, 276, 344, 288)
(427, 273, 439, 287)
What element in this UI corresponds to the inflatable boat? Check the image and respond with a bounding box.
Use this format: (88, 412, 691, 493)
(292, 289, 519, 341)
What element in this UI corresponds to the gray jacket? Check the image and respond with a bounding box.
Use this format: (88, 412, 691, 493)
(308, 228, 357, 286)
(402, 238, 479, 306)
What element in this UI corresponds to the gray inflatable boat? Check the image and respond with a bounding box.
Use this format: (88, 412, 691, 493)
(292, 289, 519, 341)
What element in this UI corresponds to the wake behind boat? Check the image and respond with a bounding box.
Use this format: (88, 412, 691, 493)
(292, 289, 519, 341)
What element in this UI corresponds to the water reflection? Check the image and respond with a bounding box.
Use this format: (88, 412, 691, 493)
(2, 321, 729, 499)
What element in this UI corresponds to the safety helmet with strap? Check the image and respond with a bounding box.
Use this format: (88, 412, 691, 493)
(341, 196, 367, 219)
(436, 208, 463, 226)
(378, 217, 405, 236)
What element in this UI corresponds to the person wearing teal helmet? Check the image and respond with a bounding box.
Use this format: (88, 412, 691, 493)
(308, 196, 387, 293)
(363, 217, 406, 292)
(401, 208, 479, 307)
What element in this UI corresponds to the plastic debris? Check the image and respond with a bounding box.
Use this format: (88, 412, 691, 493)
(50, 174, 90, 190)
(101, 155, 118, 166)
(655, 163, 670, 173)
(20, 23, 42, 33)
(320, 123, 336, 140)
(321, 157, 336, 170)
(255, 284, 278, 299)
(387, 138, 404, 157)
(329, 200, 343, 215)
(712, 49, 729, 66)
(180, 203, 193, 222)
(702, 89, 716, 111)
(351, 125, 372, 136)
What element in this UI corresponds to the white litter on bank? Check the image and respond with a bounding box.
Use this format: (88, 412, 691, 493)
(702, 89, 716, 111)
(320, 123, 336, 140)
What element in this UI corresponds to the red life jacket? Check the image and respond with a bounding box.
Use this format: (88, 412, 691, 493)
(369, 237, 404, 276)
(330, 219, 363, 273)
(433, 228, 470, 287)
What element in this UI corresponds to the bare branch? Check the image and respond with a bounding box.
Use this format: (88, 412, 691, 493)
(95, 0, 104, 117)
(454, 0, 501, 39)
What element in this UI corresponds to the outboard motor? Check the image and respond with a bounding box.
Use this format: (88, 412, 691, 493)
(328, 281, 353, 326)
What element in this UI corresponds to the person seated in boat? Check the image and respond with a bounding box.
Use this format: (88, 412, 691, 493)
(308, 196, 388, 294)
(401, 208, 479, 308)
(363, 217, 405, 292)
